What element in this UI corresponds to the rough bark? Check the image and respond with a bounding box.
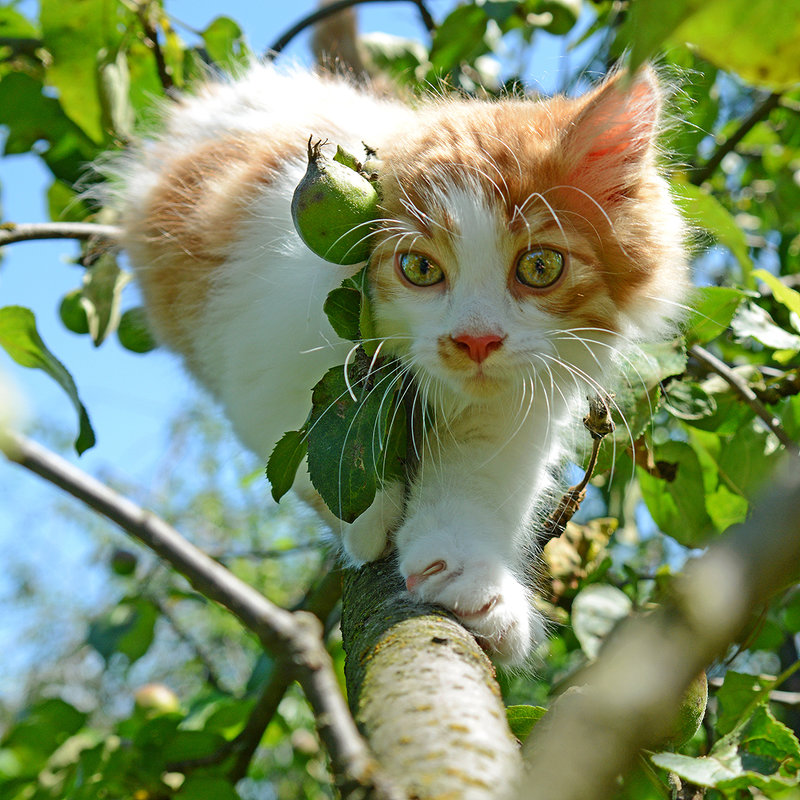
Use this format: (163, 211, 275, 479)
(341, 558, 522, 799)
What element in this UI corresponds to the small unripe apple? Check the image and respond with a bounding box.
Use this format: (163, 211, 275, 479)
(110, 547, 137, 576)
(662, 672, 708, 749)
(291, 138, 379, 265)
(133, 683, 181, 716)
(59, 289, 90, 335)
(117, 307, 157, 353)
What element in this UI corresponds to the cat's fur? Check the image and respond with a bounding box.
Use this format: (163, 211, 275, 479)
(110, 63, 688, 664)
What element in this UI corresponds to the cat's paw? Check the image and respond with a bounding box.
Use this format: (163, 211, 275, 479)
(400, 548, 542, 665)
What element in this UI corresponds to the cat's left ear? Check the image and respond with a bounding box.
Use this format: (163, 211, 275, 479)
(563, 67, 662, 203)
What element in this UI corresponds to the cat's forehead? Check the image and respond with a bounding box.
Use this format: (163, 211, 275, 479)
(377, 95, 577, 226)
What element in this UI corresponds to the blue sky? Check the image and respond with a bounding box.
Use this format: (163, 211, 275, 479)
(0, 0, 593, 703)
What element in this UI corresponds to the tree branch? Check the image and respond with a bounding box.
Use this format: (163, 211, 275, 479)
(1, 430, 401, 800)
(266, 0, 435, 59)
(522, 462, 800, 800)
(341, 558, 523, 799)
(691, 91, 782, 186)
(136, 2, 175, 95)
(0, 222, 121, 247)
(689, 343, 800, 456)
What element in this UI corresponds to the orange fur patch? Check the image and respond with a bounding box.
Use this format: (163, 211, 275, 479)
(122, 133, 302, 373)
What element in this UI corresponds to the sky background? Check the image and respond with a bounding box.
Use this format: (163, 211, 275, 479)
(0, 0, 594, 703)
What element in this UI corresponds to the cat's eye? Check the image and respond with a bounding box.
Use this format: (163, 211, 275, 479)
(398, 252, 444, 287)
(515, 247, 564, 289)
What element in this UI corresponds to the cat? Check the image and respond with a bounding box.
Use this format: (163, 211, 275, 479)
(108, 61, 688, 665)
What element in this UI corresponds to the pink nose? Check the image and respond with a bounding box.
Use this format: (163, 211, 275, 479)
(451, 333, 505, 363)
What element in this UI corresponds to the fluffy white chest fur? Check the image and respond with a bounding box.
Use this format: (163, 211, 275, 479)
(112, 63, 688, 664)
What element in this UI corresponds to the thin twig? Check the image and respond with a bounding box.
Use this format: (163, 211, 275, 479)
(0, 222, 121, 247)
(689, 344, 800, 456)
(266, 0, 435, 58)
(691, 92, 782, 186)
(136, 2, 175, 95)
(151, 595, 225, 692)
(541, 394, 615, 543)
(1, 431, 401, 800)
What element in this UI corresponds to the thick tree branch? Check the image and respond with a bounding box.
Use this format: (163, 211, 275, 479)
(1, 431, 401, 800)
(689, 343, 800, 456)
(522, 462, 800, 800)
(266, 0, 435, 58)
(341, 558, 522, 799)
(691, 92, 782, 186)
(0, 222, 121, 246)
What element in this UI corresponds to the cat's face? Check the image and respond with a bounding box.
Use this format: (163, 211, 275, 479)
(369, 182, 610, 402)
(367, 70, 688, 405)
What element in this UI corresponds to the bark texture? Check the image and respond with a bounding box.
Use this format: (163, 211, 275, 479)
(342, 558, 522, 799)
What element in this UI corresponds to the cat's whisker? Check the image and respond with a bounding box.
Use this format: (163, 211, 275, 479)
(471, 130, 523, 183)
(342, 342, 361, 402)
(537, 351, 633, 483)
(544, 184, 631, 260)
(517, 191, 571, 259)
(443, 161, 506, 205)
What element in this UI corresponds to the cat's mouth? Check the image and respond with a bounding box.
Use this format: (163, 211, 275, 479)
(458, 366, 508, 398)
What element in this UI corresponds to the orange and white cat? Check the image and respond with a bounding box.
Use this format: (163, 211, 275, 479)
(110, 62, 688, 664)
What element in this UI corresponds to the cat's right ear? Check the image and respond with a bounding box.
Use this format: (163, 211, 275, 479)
(562, 67, 663, 203)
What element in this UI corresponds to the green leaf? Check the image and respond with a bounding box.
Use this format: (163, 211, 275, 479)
(616, 0, 702, 72)
(201, 16, 250, 70)
(266, 429, 308, 503)
(571, 584, 632, 659)
(179, 777, 240, 800)
(0, 6, 40, 38)
(98, 47, 135, 140)
(87, 598, 158, 665)
(0, 306, 95, 454)
(705, 483, 749, 533)
(664, 380, 718, 421)
(160, 730, 226, 764)
(754, 268, 800, 318)
(684, 286, 747, 345)
(506, 705, 547, 742)
(306, 364, 401, 522)
(637, 440, 712, 546)
(40, 0, 117, 144)
(731, 302, 800, 351)
(715, 671, 771, 737)
(672, 180, 754, 284)
(0, 72, 99, 186)
(324, 287, 362, 342)
(482, 0, 520, 25)
(674, 0, 800, 91)
(429, 4, 490, 73)
(593, 340, 686, 473)
(81, 252, 131, 346)
(716, 419, 781, 498)
(2, 698, 87, 757)
(47, 179, 90, 224)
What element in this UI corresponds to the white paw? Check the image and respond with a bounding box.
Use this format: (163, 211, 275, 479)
(399, 548, 542, 665)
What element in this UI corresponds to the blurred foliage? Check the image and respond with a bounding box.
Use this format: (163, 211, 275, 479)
(1, 0, 800, 798)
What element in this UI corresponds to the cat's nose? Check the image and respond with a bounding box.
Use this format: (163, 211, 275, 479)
(451, 332, 505, 363)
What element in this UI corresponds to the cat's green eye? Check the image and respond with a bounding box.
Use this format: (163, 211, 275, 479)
(515, 248, 564, 289)
(398, 252, 444, 287)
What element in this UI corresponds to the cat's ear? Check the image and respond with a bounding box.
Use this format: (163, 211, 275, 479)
(563, 67, 662, 204)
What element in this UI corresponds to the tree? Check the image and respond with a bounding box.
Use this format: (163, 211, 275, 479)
(1, 0, 800, 798)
